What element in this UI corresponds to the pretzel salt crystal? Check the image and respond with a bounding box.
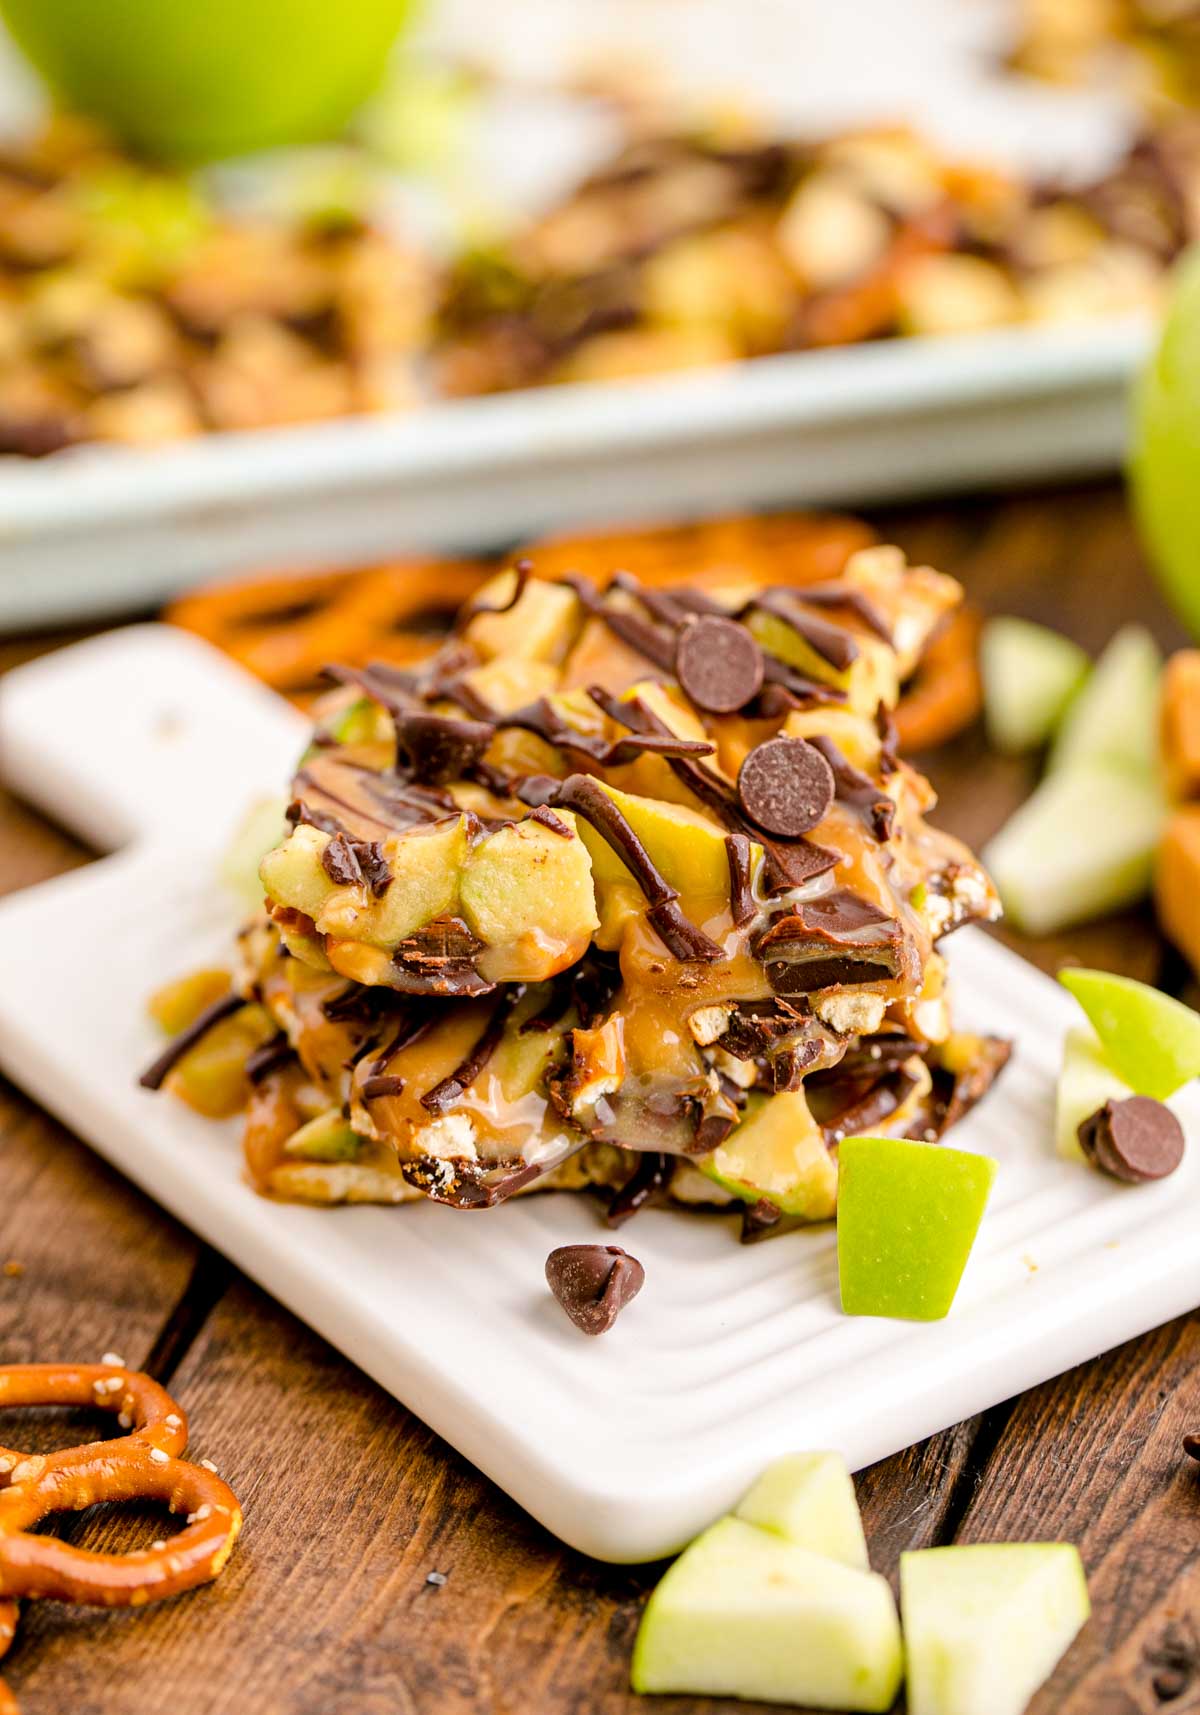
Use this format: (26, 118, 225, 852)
(0, 1364, 242, 1710)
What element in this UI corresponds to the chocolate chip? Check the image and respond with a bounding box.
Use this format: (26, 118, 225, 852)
(1077, 1096, 1185, 1183)
(675, 615, 764, 713)
(737, 736, 835, 837)
(545, 1244, 645, 1335)
(321, 831, 364, 888)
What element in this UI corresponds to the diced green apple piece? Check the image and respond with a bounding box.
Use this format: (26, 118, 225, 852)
(577, 778, 752, 901)
(322, 817, 467, 946)
(460, 811, 599, 969)
(1055, 1027, 1134, 1159)
(735, 1452, 869, 1570)
(983, 766, 1166, 935)
(1047, 624, 1162, 778)
(220, 796, 288, 913)
(464, 572, 582, 663)
(1058, 966, 1200, 1099)
(701, 1091, 838, 1220)
(631, 1516, 903, 1711)
(980, 618, 1089, 755)
(901, 1543, 1089, 1715)
(837, 1136, 996, 1321)
(282, 1110, 363, 1162)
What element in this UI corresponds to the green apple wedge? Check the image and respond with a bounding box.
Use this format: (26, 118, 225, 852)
(983, 765, 1166, 936)
(1055, 1027, 1134, 1159)
(1046, 625, 1162, 778)
(1130, 245, 1200, 639)
(219, 796, 288, 915)
(980, 618, 1090, 756)
(901, 1543, 1089, 1715)
(631, 1516, 902, 1710)
(735, 1453, 869, 1570)
(837, 1136, 996, 1321)
(1058, 967, 1200, 1099)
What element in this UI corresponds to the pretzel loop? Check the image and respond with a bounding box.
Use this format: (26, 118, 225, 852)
(0, 1363, 242, 1708)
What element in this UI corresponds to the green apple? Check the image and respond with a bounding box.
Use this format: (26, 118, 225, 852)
(983, 766, 1166, 936)
(282, 1110, 363, 1162)
(1055, 1027, 1134, 1160)
(701, 1091, 838, 1220)
(631, 1515, 902, 1710)
(1047, 625, 1162, 779)
(980, 618, 1090, 756)
(1130, 246, 1200, 639)
(0, 0, 413, 162)
(219, 796, 288, 915)
(837, 1136, 996, 1321)
(735, 1452, 869, 1570)
(901, 1543, 1089, 1715)
(1058, 966, 1200, 1099)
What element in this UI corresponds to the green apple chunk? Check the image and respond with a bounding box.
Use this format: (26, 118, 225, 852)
(735, 1453, 869, 1570)
(260, 817, 467, 947)
(282, 1110, 364, 1162)
(631, 1516, 902, 1710)
(980, 618, 1089, 756)
(1058, 966, 1200, 1099)
(578, 779, 758, 903)
(1047, 625, 1162, 778)
(464, 572, 582, 663)
(1056, 1027, 1134, 1159)
(701, 1091, 838, 1220)
(983, 766, 1166, 936)
(837, 1137, 996, 1321)
(220, 796, 288, 914)
(460, 812, 599, 961)
(901, 1543, 1089, 1715)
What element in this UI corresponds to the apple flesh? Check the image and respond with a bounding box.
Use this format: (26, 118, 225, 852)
(1058, 966, 1200, 1099)
(837, 1136, 996, 1321)
(631, 1515, 902, 1710)
(1047, 624, 1162, 779)
(983, 765, 1166, 936)
(735, 1452, 869, 1570)
(980, 618, 1089, 756)
(1056, 1027, 1134, 1160)
(901, 1542, 1089, 1715)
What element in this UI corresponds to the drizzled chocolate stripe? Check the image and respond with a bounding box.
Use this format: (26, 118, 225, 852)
(725, 833, 756, 928)
(875, 705, 900, 777)
(245, 1031, 294, 1086)
(499, 695, 713, 768)
(518, 772, 724, 963)
(362, 1074, 406, 1101)
(321, 661, 421, 715)
(287, 799, 347, 836)
(590, 686, 838, 894)
(421, 986, 528, 1115)
(371, 1016, 434, 1078)
(749, 592, 859, 670)
(528, 804, 572, 836)
(560, 574, 678, 671)
(139, 993, 244, 1091)
(787, 581, 893, 643)
(393, 710, 496, 786)
(807, 735, 894, 841)
(456, 558, 532, 628)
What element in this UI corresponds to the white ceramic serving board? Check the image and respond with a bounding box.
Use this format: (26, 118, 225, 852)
(2, 626, 1198, 1562)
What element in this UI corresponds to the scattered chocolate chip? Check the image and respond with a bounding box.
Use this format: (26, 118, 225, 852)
(737, 736, 836, 837)
(1183, 1433, 1200, 1462)
(545, 1244, 645, 1335)
(1077, 1096, 1185, 1183)
(675, 615, 764, 713)
(321, 830, 364, 888)
(355, 840, 392, 897)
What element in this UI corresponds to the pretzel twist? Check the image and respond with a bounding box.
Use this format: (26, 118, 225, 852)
(0, 1364, 242, 1708)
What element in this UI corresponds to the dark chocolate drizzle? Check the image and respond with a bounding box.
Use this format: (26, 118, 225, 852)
(517, 772, 724, 963)
(420, 986, 528, 1114)
(361, 1073, 406, 1101)
(749, 592, 860, 670)
(807, 735, 894, 841)
(245, 1032, 295, 1086)
(789, 580, 893, 643)
(138, 993, 245, 1091)
(724, 833, 756, 928)
(607, 1151, 673, 1226)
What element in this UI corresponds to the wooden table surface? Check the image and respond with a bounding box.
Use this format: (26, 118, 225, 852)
(1, 480, 1198, 1715)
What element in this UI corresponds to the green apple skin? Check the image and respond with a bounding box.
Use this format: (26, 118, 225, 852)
(735, 1452, 869, 1570)
(1130, 247, 1200, 640)
(1056, 1027, 1135, 1160)
(980, 618, 1090, 757)
(631, 1515, 902, 1710)
(901, 1542, 1089, 1715)
(0, 0, 413, 162)
(1047, 625, 1161, 779)
(219, 796, 287, 915)
(1058, 966, 1200, 1099)
(983, 765, 1166, 937)
(837, 1137, 996, 1321)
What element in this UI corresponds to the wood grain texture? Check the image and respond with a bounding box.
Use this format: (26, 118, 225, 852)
(0, 481, 1196, 1714)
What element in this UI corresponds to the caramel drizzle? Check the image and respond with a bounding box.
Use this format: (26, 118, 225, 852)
(138, 993, 244, 1091)
(421, 985, 528, 1115)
